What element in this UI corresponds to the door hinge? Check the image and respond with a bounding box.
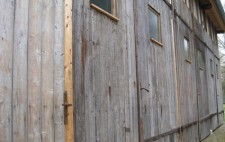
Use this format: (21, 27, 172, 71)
(62, 91, 72, 125)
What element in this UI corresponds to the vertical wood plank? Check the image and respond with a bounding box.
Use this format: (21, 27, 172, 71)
(41, 0, 55, 141)
(0, 0, 14, 142)
(54, 0, 66, 141)
(27, 0, 43, 141)
(64, 0, 74, 141)
(12, 0, 29, 142)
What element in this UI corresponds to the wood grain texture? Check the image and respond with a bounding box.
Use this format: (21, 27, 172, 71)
(73, 0, 139, 142)
(54, 0, 66, 141)
(135, 0, 177, 141)
(12, 0, 29, 142)
(0, 0, 223, 141)
(0, 0, 14, 142)
(64, 0, 74, 141)
(27, 0, 43, 141)
(1, 0, 66, 141)
(41, 0, 55, 141)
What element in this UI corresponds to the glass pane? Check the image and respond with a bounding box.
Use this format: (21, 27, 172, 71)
(149, 10, 159, 41)
(197, 50, 204, 68)
(184, 38, 189, 60)
(91, 0, 112, 14)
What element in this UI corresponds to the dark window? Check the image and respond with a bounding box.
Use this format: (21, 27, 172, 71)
(184, 37, 191, 62)
(91, 0, 114, 14)
(197, 50, 204, 69)
(149, 5, 161, 43)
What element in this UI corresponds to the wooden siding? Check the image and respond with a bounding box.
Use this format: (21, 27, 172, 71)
(0, 0, 65, 142)
(174, 16, 199, 142)
(135, 0, 177, 141)
(0, 0, 224, 142)
(73, 0, 139, 142)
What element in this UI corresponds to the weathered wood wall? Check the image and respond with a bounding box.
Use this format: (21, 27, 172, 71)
(0, 0, 65, 142)
(73, 0, 139, 142)
(135, 0, 178, 142)
(173, 0, 224, 141)
(0, 0, 224, 142)
(174, 16, 199, 142)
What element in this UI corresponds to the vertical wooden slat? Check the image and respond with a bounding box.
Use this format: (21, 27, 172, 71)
(12, 0, 29, 142)
(41, 0, 55, 141)
(27, 0, 43, 141)
(64, 0, 74, 141)
(0, 0, 14, 142)
(54, 0, 66, 141)
(73, 0, 85, 141)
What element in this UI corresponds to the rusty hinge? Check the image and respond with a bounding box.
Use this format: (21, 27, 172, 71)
(62, 91, 72, 125)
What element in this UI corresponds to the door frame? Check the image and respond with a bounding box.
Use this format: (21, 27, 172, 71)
(64, 0, 74, 141)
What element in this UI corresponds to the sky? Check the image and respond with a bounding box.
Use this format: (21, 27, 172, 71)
(218, 0, 225, 57)
(222, 0, 225, 5)
(222, 0, 225, 8)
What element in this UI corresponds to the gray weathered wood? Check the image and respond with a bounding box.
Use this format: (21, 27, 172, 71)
(41, 0, 55, 141)
(0, 0, 14, 142)
(27, 0, 43, 141)
(12, 0, 29, 142)
(53, 0, 66, 141)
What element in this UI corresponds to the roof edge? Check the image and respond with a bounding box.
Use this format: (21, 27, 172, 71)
(215, 0, 225, 29)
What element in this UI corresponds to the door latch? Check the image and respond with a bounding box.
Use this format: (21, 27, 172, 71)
(62, 91, 72, 125)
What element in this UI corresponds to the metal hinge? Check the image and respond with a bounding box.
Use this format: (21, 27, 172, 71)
(62, 91, 72, 125)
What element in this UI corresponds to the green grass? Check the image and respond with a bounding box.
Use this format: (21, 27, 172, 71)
(224, 104, 225, 122)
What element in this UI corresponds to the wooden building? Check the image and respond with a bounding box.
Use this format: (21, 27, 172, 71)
(0, 0, 224, 142)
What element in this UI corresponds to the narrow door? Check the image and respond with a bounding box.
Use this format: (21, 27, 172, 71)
(195, 45, 209, 141)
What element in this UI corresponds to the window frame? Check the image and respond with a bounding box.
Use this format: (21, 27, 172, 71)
(90, 0, 119, 22)
(197, 49, 204, 70)
(184, 37, 191, 63)
(216, 64, 219, 79)
(148, 4, 162, 47)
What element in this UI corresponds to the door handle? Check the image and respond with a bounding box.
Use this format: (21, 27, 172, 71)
(62, 103, 72, 107)
(62, 91, 72, 125)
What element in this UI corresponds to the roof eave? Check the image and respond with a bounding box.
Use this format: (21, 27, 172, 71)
(214, 0, 225, 33)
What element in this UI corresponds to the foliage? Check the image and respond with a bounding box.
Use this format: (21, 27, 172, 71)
(218, 35, 225, 104)
(224, 104, 225, 122)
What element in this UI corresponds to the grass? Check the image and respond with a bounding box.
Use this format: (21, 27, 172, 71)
(224, 104, 225, 122)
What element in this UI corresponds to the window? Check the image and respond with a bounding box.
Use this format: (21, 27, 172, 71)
(90, 0, 118, 21)
(184, 37, 191, 62)
(197, 50, 204, 70)
(149, 5, 162, 46)
(216, 64, 219, 79)
(210, 59, 214, 76)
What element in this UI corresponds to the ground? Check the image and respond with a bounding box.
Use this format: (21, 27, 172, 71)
(203, 124, 225, 142)
(203, 105, 225, 142)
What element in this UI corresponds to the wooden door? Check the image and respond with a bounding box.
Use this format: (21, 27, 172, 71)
(64, 0, 74, 141)
(195, 44, 209, 141)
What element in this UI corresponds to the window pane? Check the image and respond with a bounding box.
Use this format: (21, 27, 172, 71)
(184, 38, 190, 60)
(149, 10, 159, 41)
(197, 50, 204, 69)
(91, 0, 112, 13)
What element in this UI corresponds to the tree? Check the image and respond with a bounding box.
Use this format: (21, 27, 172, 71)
(218, 34, 225, 104)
